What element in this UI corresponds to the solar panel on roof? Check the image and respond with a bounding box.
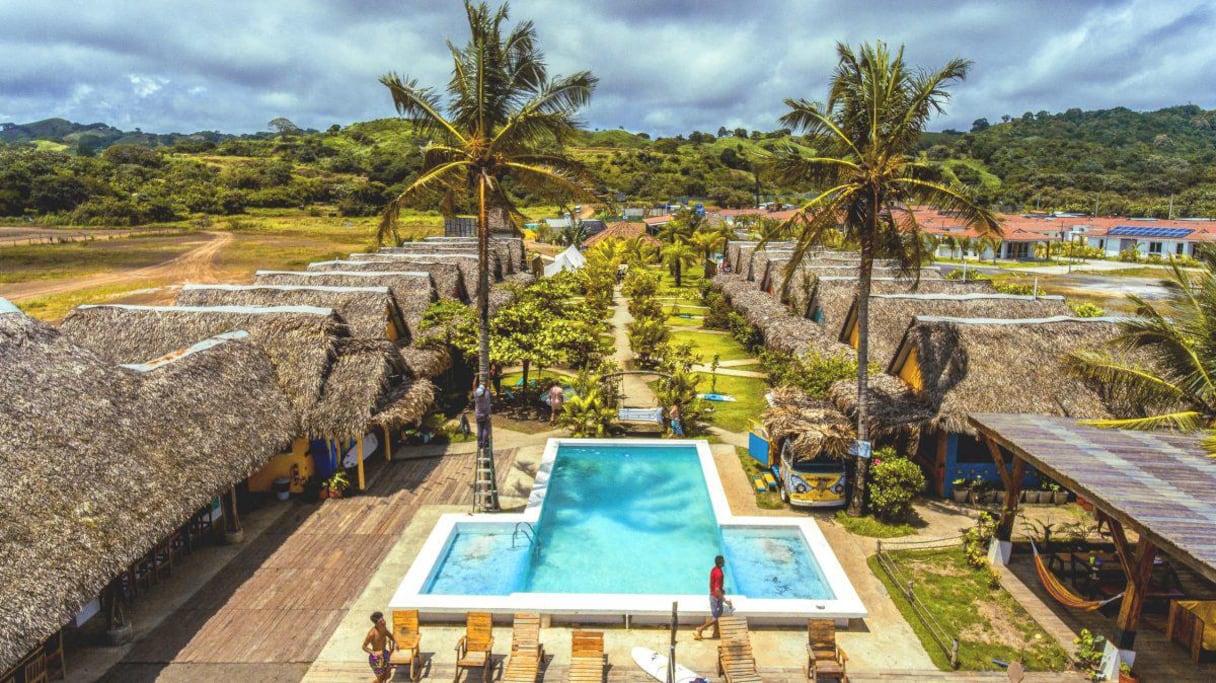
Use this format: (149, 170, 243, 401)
(1107, 226, 1193, 238)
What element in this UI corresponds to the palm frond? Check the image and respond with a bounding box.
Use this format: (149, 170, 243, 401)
(1081, 412, 1207, 432)
(379, 73, 466, 144)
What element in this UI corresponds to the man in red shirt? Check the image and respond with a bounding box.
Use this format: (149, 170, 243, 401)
(694, 555, 732, 640)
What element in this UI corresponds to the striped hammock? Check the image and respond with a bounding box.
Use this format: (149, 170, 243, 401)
(1030, 540, 1124, 611)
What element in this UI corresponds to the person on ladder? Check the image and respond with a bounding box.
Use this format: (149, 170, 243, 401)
(474, 384, 491, 449)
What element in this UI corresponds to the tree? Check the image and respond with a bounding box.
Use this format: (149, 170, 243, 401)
(658, 208, 701, 287)
(268, 117, 301, 135)
(377, 0, 596, 509)
(1066, 249, 1216, 456)
(771, 41, 999, 516)
(970, 118, 990, 133)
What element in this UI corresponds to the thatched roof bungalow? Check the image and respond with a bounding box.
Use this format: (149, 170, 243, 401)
(308, 259, 468, 302)
(837, 293, 1072, 369)
(348, 252, 496, 298)
(58, 304, 424, 440)
(829, 315, 1125, 496)
(0, 310, 292, 672)
(251, 269, 437, 339)
(378, 241, 518, 275)
(806, 276, 996, 328)
(717, 278, 843, 358)
(405, 236, 527, 271)
(177, 284, 411, 344)
(312, 337, 436, 439)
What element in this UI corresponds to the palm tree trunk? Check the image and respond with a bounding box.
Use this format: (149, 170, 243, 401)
(477, 177, 492, 391)
(847, 232, 874, 517)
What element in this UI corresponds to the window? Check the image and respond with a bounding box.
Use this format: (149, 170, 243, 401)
(1148, 241, 1163, 255)
(1177, 242, 1187, 255)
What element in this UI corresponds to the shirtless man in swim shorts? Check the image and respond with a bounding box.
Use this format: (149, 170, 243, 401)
(362, 611, 396, 683)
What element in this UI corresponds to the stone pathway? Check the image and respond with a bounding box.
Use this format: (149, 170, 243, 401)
(611, 285, 659, 407)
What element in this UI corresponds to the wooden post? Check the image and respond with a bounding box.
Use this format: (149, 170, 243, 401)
(1105, 515, 1158, 649)
(983, 435, 1025, 541)
(228, 486, 241, 533)
(356, 433, 365, 491)
(383, 425, 392, 463)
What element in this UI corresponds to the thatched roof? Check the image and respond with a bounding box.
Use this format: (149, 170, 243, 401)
(312, 338, 435, 440)
(58, 304, 409, 440)
(762, 387, 855, 462)
(405, 236, 526, 271)
(832, 315, 1124, 436)
(810, 277, 996, 330)
(177, 284, 410, 343)
(309, 259, 468, 302)
(398, 345, 452, 379)
(378, 241, 518, 275)
(837, 293, 1072, 370)
(717, 279, 844, 357)
(0, 312, 292, 672)
(252, 269, 437, 340)
(350, 252, 498, 298)
(827, 372, 938, 440)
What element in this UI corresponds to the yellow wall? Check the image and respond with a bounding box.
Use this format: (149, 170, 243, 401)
(898, 345, 924, 391)
(247, 437, 315, 493)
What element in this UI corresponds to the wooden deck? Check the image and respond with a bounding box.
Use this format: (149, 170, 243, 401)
(99, 448, 517, 678)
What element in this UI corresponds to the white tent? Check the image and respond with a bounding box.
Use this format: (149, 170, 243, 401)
(543, 245, 586, 277)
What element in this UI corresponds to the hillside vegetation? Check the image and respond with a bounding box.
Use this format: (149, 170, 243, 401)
(4, 104, 1216, 226)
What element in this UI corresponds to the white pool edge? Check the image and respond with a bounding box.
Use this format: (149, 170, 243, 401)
(389, 438, 867, 623)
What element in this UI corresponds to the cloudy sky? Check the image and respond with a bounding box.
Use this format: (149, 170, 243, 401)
(2, 0, 1214, 137)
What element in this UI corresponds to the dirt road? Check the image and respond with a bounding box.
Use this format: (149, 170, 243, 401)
(0, 231, 233, 303)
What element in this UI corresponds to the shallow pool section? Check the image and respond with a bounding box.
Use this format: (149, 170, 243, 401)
(391, 439, 866, 624)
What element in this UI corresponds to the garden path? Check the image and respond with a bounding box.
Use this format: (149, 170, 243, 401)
(611, 285, 660, 407)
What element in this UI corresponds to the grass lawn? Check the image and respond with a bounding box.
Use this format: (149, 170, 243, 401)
(869, 548, 1070, 672)
(657, 269, 704, 302)
(736, 453, 783, 509)
(695, 372, 767, 433)
(0, 233, 196, 283)
(16, 279, 171, 321)
(833, 510, 919, 538)
(670, 330, 753, 362)
(665, 313, 703, 327)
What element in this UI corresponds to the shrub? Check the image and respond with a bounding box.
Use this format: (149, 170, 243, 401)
(627, 317, 669, 363)
(1069, 302, 1105, 317)
(867, 450, 925, 522)
(992, 280, 1034, 295)
(1118, 248, 1143, 263)
(963, 512, 997, 568)
(1073, 628, 1105, 672)
(726, 311, 762, 350)
(761, 349, 862, 399)
(701, 290, 733, 329)
(622, 267, 659, 298)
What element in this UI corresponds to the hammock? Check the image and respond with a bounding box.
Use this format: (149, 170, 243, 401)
(1030, 540, 1124, 611)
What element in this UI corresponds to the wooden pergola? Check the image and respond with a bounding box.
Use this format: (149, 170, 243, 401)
(969, 413, 1216, 651)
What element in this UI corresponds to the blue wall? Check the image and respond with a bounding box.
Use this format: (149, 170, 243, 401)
(942, 433, 1039, 497)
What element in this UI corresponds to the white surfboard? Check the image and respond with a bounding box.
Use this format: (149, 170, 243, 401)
(631, 646, 703, 683)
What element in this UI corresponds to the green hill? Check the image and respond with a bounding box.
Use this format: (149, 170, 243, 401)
(5, 104, 1216, 226)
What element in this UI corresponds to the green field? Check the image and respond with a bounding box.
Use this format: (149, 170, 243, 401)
(695, 372, 767, 432)
(670, 330, 753, 362)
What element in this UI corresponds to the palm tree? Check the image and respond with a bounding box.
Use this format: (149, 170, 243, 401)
(658, 208, 701, 287)
(377, 1, 596, 507)
(771, 42, 1000, 516)
(1066, 249, 1216, 455)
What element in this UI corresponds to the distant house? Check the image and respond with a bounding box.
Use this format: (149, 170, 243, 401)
(623, 207, 646, 220)
(544, 216, 573, 230)
(582, 221, 660, 249)
(580, 219, 606, 236)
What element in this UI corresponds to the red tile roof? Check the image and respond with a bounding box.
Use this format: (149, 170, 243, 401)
(582, 221, 659, 248)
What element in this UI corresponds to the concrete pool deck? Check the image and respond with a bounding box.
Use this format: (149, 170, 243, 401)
(302, 441, 936, 680)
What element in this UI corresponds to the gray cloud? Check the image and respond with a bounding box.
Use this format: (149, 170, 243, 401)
(1, 0, 1213, 136)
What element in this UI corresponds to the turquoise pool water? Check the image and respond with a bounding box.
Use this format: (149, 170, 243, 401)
(421, 443, 833, 599)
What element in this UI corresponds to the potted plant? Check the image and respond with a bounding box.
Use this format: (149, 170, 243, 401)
(320, 471, 350, 500)
(1072, 628, 1105, 679)
(1047, 481, 1069, 505)
(951, 478, 971, 504)
(1118, 661, 1140, 683)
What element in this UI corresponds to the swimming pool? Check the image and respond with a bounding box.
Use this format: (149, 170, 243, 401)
(390, 439, 866, 624)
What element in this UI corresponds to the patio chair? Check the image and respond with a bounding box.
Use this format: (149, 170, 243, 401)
(388, 609, 422, 682)
(501, 613, 544, 683)
(453, 612, 494, 683)
(718, 642, 762, 683)
(718, 614, 750, 644)
(807, 619, 848, 682)
(568, 630, 605, 683)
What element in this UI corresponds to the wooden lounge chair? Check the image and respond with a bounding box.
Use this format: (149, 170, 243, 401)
(807, 619, 848, 682)
(501, 613, 544, 683)
(718, 642, 762, 683)
(454, 612, 494, 683)
(388, 609, 422, 682)
(718, 614, 750, 644)
(568, 630, 605, 683)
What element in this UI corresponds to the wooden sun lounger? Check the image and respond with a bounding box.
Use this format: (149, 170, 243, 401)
(716, 615, 763, 683)
(569, 630, 605, 683)
(807, 619, 848, 682)
(388, 609, 422, 681)
(501, 613, 545, 683)
(454, 612, 494, 683)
